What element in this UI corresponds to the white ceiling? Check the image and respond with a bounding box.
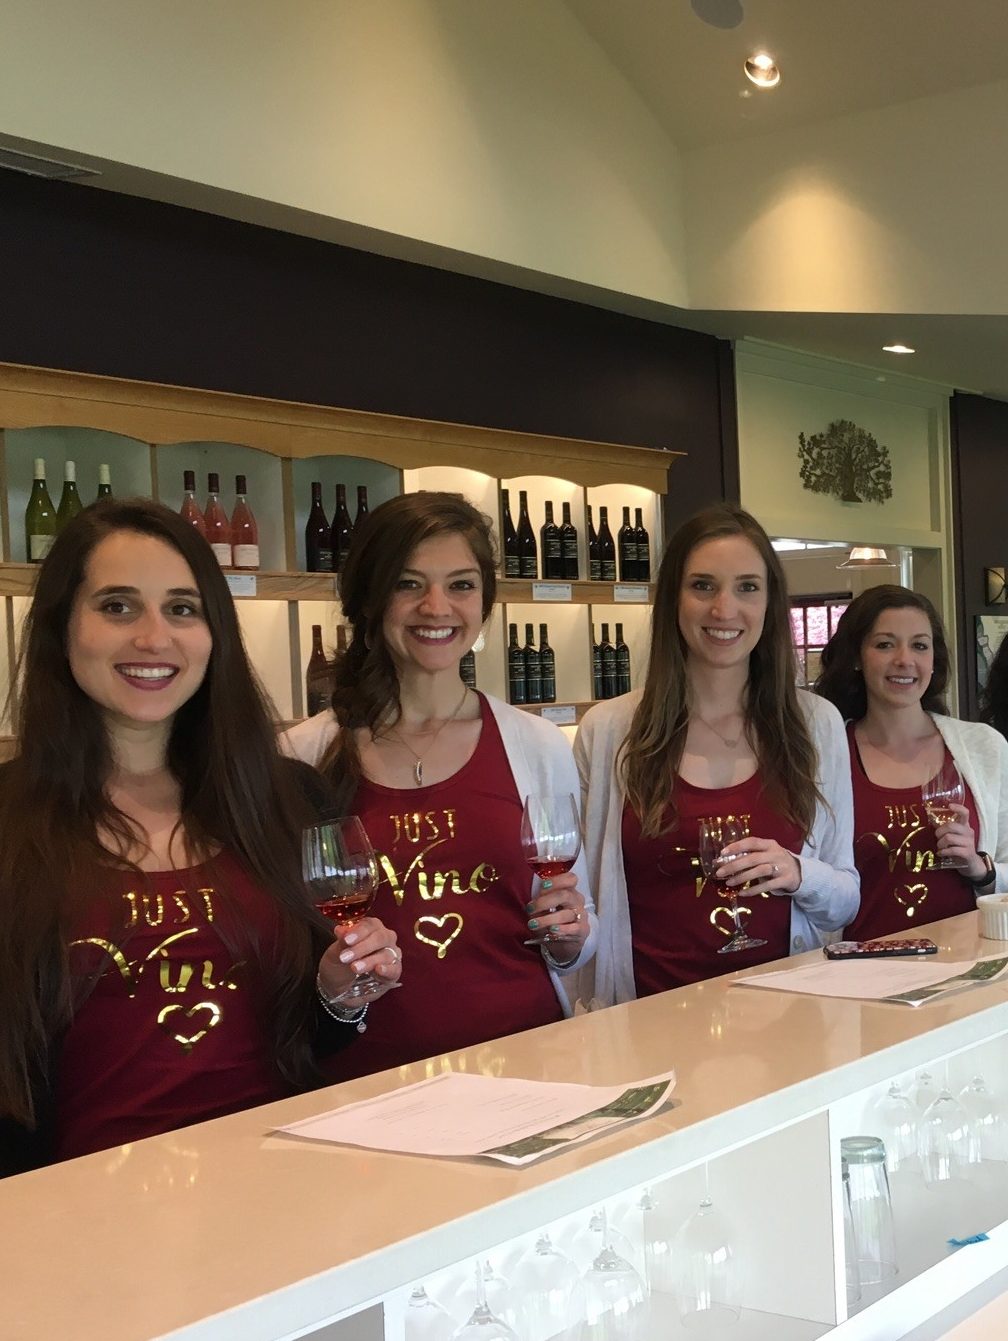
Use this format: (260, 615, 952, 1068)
(564, 0, 1008, 149)
(561, 0, 1008, 398)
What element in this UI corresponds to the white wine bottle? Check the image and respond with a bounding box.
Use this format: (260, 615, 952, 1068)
(25, 458, 58, 562)
(56, 460, 83, 530)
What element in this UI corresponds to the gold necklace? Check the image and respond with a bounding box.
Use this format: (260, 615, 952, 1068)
(693, 712, 745, 749)
(383, 687, 471, 786)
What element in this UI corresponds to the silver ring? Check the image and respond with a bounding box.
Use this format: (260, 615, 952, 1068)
(388, 946, 401, 962)
(574, 911, 582, 923)
(771, 863, 780, 877)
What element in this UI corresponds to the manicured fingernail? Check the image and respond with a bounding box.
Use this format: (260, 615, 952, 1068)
(353, 960, 367, 973)
(541, 879, 553, 891)
(339, 949, 354, 963)
(343, 932, 358, 946)
(525, 901, 536, 914)
(528, 919, 539, 931)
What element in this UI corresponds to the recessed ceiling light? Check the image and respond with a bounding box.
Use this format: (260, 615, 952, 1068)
(744, 52, 781, 89)
(882, 344, 915, 354)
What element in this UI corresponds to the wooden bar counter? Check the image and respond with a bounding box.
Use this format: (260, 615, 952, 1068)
(4, 912, 1008, 1341)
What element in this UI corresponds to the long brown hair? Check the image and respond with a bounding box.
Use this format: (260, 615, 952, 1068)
(621, 502, 820, 838)
(0, 500, 329, 1128)
(815, 584, 949, 720)
(320, 491, 497, 812)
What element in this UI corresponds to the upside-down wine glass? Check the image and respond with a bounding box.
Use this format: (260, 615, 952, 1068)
(520, 793, 582, 947)
(580, 1209, 648, 1341)
(453, 1262, 520, 1341)
(513, 1234, 585, 1341)
(698, 818, 766, 954)
(302, 815, 400, 1002)
(921, 761, 969, 869)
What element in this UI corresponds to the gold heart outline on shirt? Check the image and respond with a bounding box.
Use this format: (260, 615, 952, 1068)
(157, 1001, 222, 1053)
(709, 904, 755, 938)
(414, 913, 464, 959)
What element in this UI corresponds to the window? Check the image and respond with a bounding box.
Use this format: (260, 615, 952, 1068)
(790, 595, 850, 686)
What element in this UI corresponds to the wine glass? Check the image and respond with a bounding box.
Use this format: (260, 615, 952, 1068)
(453, 1262, 520, 1341)
(512, 1235, 584, 1341)
(959, 1075, 1007, 1162)
(302, 815, 399, 1001)
(873, 1083, 919, 1174)
(639, 1189, 676, 1296)
(697, 818, 766, 954)
(520, 793, 582, 947)
(921, 761, 969, 869)
(919, 1086, 978, 1185)
(580, 1210, 648, 1341)
(405, 1286, 456, 1341)
(911, 1070, 939, 1112)
(672, 1195, 741, 1330)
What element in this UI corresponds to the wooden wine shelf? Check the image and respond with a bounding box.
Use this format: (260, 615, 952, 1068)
(0, 566, 656, 605)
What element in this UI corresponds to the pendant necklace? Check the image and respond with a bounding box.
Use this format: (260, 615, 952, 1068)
(384, 686, 470, 786)
(693, 712, 745, 749)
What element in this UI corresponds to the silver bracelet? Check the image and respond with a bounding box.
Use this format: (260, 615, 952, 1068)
(316, 972, 369, 1032)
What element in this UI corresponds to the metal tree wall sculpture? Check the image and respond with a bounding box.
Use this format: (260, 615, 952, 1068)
(797, 419, 893, 504)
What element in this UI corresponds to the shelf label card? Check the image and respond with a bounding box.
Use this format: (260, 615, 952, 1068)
(541, 705, 577, 726)
(613, 583, 649, 603)
(532, 582, 572, 602)
(226, 573, 257, 598)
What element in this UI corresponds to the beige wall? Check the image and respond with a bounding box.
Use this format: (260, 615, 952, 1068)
(683, 79, 1008, 314)
(0, 0, 689, 306)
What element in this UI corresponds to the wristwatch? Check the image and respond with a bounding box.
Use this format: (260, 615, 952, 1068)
(970, 851, 996, 888)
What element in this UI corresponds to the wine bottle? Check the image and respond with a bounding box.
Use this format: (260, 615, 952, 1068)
(524, 622, 542, 704)
(56, 460, 83, 531)
(180, 470, 206, 538)
(355, 485, 369, 526)
(305, 481, 332, 572)
(204, 473, 232, 567)
(507, 623, 527, 705)
(618, 505, 638, 581)
(459, 649, 478, 689)
(331, 483, 354, 573)
(635, 506, 651, 582)
(587, 504, 602, 582)
(600, 623, 617, 699)
(540, 501, 562, 579)
(305, 625, 332, 716)
(96, 464, 113, 500)
(25, 457, 57, 563)
(516, 490, 538, 580)
(591, 626, 603, 700)
(538, 622, 556, 703)
(597, 506, 617, 582)
(501, 489, 520, 578)
(230, 474, 260, 570)
(560, 501, 579, 580)
(615, 622, 631, 696)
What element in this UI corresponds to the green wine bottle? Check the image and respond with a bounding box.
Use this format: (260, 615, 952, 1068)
(25, 457, 57, 563)
(56, 460, 83, 530)
(96, 463, 113, 500)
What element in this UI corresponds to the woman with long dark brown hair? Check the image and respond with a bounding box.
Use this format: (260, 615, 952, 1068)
(0, 500, 399, 1176)
(575, 503, 857, 1006)
(283, 491, 595, 1079)
(816, 585, 1007, 938)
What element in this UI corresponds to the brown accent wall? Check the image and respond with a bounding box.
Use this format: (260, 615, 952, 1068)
(950, 391, 1008, 719)
(0, 173, 736, 528)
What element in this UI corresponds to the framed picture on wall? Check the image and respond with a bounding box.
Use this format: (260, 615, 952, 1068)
(976, 614, 1008, 692)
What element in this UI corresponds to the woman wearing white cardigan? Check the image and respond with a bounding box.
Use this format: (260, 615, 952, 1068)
(574, 504, 858, 1009)
(816, 585, 1008, 940)
(283, 491, 596, 1076)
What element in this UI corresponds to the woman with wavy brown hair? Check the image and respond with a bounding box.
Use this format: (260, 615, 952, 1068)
(816, 585, 1007, 938)
(283, 491, 596, 1078)
(0, 500, 400, 1177)
(574, 502, 857, 1006)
